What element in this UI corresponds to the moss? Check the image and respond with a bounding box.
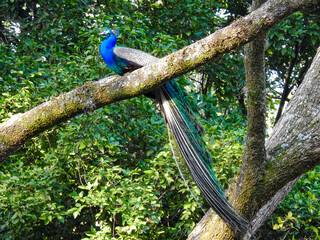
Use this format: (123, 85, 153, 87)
(0, 134, 11, 146)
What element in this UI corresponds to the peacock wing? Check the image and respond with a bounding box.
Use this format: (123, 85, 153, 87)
(114, 47, 159, 67)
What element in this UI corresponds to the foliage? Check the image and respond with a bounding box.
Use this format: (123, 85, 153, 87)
(0, 0, 320, 239)
(0, 162, 69, 239)
(266, 11, 320, 124)
(260, 165, 320, 239)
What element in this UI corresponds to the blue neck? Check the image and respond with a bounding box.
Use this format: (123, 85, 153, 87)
(101, 32, 117, 49)
(100, 33, 126, 75)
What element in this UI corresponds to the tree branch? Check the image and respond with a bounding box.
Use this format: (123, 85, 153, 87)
(242, 177, 300, 239)
(239, 0, 267, 222)
(265, 46, 320, 188)
(1, 0, 319, 163)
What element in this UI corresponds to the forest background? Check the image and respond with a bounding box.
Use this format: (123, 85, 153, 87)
(1, 0, 320, 239)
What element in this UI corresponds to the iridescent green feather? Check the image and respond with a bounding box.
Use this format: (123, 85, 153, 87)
(164, 81, 225, 196)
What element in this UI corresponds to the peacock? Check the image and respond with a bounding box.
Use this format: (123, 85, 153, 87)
(99, 29, 248, 231)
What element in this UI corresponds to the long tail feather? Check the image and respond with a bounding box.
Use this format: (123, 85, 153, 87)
(167, 127, 206, 213)
(156, 81, 248, 231)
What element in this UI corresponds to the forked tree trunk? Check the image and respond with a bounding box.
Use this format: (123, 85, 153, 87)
(187, 46, 320, 239)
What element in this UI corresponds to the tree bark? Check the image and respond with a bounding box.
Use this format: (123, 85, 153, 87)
(188, 45, 320, 239)
(240, 0, 267, 220)
(242, 177, 299, 240)
(1, 0, 319, 163)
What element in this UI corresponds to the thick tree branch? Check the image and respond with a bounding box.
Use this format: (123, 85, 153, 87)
(242, 177, 300, 239)
(1, 0, 319, 163)
(0, 76, 118, 162)
(265, 46, 320, 188)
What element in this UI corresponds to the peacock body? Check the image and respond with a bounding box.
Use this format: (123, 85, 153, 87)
(99, 29, 248, 231)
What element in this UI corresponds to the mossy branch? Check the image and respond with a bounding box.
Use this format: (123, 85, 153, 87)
(1, 0, 318, 163)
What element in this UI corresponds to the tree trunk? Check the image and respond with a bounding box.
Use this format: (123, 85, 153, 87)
(240, 0, 267, 220)
(188, 45, 320, 239)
